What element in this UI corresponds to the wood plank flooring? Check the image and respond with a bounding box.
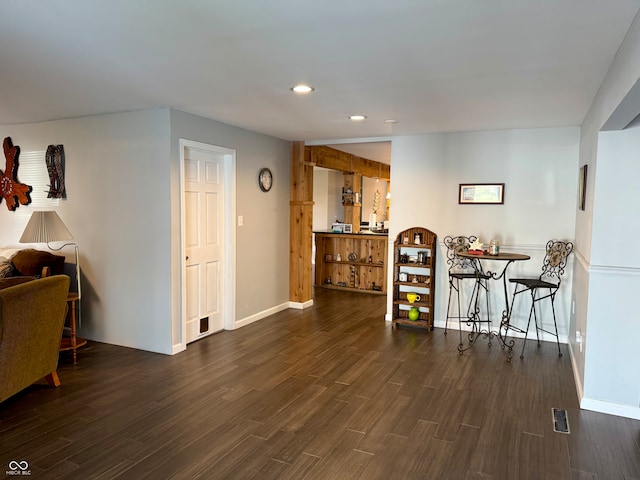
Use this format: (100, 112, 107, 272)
(1, 288, 639, 479)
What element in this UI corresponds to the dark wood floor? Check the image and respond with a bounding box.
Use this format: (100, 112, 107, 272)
(1, 288, 639, 479)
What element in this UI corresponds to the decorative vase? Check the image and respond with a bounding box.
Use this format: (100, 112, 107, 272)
(408, 307, 420, 321)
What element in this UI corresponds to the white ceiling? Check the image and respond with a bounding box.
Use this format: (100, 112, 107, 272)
(1, 0, 639, 163)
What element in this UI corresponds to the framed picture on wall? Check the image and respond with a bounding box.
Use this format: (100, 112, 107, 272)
(578, 165, 587, 211)
(458, 183, 505, 204)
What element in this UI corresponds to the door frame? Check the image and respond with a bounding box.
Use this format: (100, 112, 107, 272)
(178, 138, 236, 351)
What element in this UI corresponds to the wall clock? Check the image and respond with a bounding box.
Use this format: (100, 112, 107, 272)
(258, 167, 273, 192)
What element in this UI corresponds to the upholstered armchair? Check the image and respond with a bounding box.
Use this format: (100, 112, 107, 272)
(0, 275, 70, 403)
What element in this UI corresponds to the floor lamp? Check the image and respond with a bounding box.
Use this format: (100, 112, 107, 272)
(19, 211, 82, 320)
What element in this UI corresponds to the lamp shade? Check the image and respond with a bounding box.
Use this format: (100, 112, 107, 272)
(19, 211, 74, 244)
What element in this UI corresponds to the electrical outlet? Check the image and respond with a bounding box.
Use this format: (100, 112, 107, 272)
(576, 331, 583, 353)
(238, 215, 243, 226)
(572, 300, 575, 315)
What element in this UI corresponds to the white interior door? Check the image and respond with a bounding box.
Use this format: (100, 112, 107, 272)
(184, 145, 225, 343)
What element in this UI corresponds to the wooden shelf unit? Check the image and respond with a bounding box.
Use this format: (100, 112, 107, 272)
(314, 232, 388, 294)
(392, 227, 437, 330)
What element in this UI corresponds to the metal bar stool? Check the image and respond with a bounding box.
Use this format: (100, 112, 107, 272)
(505, 240, 573, 359)
(443, 236, 492, 348)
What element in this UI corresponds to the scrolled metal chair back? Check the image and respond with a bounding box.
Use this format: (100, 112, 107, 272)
(540, 240, 574, 280)
(444, 235, 477, 272)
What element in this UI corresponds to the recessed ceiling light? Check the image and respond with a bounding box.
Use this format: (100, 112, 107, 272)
(384, 119, 398, 124)
(349, 115, 367, 121)
(291, 84, 315, 94)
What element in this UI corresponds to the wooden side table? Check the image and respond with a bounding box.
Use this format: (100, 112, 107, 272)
(60, 292, 87, 364)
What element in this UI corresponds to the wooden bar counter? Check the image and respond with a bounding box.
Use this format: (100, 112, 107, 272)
(314, 231, 388, 295)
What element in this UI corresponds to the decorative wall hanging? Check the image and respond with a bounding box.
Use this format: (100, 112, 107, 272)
(46, 144, 66, 199)
(0, 137, 32, 211)
(578, 164, 587, 211)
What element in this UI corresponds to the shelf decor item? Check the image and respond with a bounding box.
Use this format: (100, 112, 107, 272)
(406, 292, 420, 303)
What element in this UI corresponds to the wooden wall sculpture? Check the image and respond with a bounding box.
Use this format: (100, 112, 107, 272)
(46, 144, 66, 198)
(0, 137, 32, 211)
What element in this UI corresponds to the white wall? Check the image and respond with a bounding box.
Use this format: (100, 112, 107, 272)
(572, 10, 640, 419)
(313, 168, 344, 226)
(0, 109, 174, 353)
(0, 108, 291, 355)
(387, 128, 579, 343)
(312, 168, 330, 232)
(169, 110, 291, 337)
(581, 125, 640, 417)
(361, 177, 388, 225)
(327, 170, 344, 225)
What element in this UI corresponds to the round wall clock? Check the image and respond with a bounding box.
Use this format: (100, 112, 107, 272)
(258, 167, 273, 192)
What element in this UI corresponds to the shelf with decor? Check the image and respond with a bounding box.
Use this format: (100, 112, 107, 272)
(314, 232, 388, 295)
(392, 227, 437, 330)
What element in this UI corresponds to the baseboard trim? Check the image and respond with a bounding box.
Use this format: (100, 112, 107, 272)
(288, 299, 314, 310)
(568, 341, 585, 405)
(235, 302, 291, 329)
(580, 397, 640, 420)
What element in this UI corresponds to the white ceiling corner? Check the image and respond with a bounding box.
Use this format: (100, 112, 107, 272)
(1, 0, 639, 163)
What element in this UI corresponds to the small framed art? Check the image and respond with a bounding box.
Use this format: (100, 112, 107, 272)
(458, 183, 505, 205)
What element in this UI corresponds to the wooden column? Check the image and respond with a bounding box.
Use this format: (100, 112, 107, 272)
(289, 141, 314, 305)
(343, 173, 362, 233)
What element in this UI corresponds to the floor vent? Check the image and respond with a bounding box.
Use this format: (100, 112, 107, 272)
(552, 408, 570, 434)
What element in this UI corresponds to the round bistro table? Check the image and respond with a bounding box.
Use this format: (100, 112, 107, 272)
(456, 251, 531, 361)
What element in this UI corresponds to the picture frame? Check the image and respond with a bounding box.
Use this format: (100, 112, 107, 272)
(458, 183, 505, 204)
(343, 224, 353, 233)
(331, 223, 344, 233)
(578, 165, 587, 211)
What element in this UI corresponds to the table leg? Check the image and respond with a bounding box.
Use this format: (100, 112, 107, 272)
(486, 260, 517, 361)
(496, 270, 516, 361)
(60, 293, 87, 364)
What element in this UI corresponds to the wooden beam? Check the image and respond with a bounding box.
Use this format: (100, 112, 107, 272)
(306, 145, 390, 180)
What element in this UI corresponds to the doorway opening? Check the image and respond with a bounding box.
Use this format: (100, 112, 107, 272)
(178, 139, 236, 351)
